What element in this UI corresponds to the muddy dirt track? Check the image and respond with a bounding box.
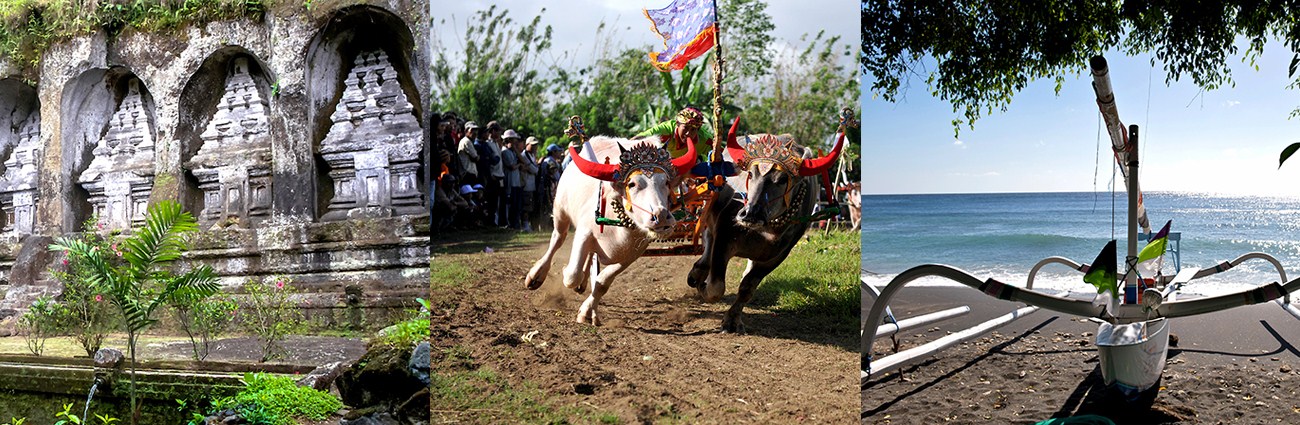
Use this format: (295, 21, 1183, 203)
(431, 230, 857, 424)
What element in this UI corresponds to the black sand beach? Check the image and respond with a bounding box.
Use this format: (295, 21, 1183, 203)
(863, 286, 1300, 424)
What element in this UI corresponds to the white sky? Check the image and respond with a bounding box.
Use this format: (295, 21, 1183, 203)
(862, 40, 1300, 197)
(433, 1, 858, 72)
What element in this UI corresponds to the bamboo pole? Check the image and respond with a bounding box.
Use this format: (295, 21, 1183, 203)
(709, 0, 724, 163)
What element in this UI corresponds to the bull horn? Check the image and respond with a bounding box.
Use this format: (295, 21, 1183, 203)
(798, 130, 846, 177)
(568, 145, 619, 181)
(671, 132, 698, 176)
(725, 116, 746, 163)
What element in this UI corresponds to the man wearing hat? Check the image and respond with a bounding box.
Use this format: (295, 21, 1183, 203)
(521, 136, 541, 232)
(500, 129, 525, 230)
(482, 121, 507, 227)
(636, 106, 715, 160)
(457, 121, 481, 185)
(539, 144, 564, 231)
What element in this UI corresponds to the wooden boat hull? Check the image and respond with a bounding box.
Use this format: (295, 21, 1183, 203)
(1096, 318, 1170, 400)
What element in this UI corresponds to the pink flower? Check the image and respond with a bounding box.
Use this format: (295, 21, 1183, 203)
(94, 294, 103, 303)
(96, 222, 104, 230)
(62, 259, 69, 266)
(275, 280, 285, 290)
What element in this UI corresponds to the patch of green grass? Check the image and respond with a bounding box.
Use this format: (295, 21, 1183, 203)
(212, 372, 342, 425)
(430, 258, 471, 290)
(432, 227, 552, 255)
(750, 229, 860, 323)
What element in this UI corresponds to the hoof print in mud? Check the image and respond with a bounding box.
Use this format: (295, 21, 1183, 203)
(572, 382, 597, 395)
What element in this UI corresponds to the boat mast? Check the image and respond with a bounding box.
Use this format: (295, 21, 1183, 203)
(1126, 126, 1139, 289)
(1090, 56, 1142, 290)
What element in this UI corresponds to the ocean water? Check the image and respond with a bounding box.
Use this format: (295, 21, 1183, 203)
(862, 192, 1300, 297)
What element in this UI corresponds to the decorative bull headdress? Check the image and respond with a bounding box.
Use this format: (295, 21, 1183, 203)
(568, 135, 697, 184)
(724, 116, 844, 177)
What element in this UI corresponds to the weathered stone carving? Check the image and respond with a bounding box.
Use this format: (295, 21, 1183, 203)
(78, 78, 155, 230)
(319, 50, 424, 221)
(0, 115, 40, 236)
(187, 57, 273, 227)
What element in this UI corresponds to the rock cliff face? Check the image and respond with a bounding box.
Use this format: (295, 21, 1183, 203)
(0, 1, 431, 327)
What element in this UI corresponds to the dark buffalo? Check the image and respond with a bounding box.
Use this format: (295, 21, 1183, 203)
(687, 119, 845, 332)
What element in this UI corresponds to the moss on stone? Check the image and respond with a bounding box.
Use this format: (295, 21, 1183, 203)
(0, 0, 289, 79)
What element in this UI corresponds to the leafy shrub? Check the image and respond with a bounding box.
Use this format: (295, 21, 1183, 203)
(170, 294, 238, 361)
(19, 296, 65, 356)
(239, 276, 303, 362)
(53, 402, 119, 425)
(212, 372, 342, 425)
(49, 216, 121, 357)
(377, 298, 431, 348)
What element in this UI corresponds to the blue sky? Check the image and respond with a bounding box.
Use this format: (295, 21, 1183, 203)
(861, 41, 1300, 196)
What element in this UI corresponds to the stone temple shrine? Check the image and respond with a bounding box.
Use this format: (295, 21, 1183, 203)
(0, 1, 431, 328)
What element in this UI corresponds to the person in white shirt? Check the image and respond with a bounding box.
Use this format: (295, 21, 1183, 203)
(521, 137, 541, 232)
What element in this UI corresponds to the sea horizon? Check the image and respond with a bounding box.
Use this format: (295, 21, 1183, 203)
(863, 191, 1300, 297)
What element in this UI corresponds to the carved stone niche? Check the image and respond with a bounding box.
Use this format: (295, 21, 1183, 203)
(318, 50, 424, 221)
(0, 115, 41, 236)
(78, 78, 155, 230)
(186, 57, 273, 228)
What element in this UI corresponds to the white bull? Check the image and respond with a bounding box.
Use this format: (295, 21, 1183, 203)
(525, 135, 697, 325)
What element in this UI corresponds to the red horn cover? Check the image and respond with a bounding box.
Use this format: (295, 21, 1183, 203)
(671, 133, 698, 176)
(725, 116, 745, 163)
(798, 130, 846, 176)
(568, 145, 619, 181)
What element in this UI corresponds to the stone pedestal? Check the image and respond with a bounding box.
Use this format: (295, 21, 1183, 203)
(187, 57, 273, 228)
(319, 51, 424, 222)
(0, 116, 39, 236)
(78, 79, 155, 230)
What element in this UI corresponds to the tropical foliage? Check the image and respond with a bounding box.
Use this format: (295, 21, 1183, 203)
(434, 4, 859, 166)
(50, 200, 219, 424)
(49, 217, 121, 356)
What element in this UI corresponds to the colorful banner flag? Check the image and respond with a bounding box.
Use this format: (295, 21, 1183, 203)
(1084, 240, 1119, 299)
(644, 0, 716, 71)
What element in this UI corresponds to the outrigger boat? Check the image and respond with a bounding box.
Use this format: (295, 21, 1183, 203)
(861, 56, 1300, 403)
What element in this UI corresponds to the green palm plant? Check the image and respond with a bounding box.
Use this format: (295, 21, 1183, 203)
(49, 201, 219, 425)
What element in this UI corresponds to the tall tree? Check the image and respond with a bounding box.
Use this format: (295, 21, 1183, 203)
(742, 31, 859, 167)
(432, 6, 556, 133)
(861, 0, 1300, 142)
(718, 0, 776, 81)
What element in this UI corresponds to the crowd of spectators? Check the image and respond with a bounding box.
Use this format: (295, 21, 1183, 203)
(431, 112, 566, 233)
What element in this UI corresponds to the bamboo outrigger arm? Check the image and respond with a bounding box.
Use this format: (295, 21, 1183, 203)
(863, 264, 1300, 381)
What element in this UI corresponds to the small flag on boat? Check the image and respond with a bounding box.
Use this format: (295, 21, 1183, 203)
(1136, 219, 1172, 277)
(643, 0, 716, 71)
(1137, 220, 1172, 264)
(1084, 240, 1119, 299)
